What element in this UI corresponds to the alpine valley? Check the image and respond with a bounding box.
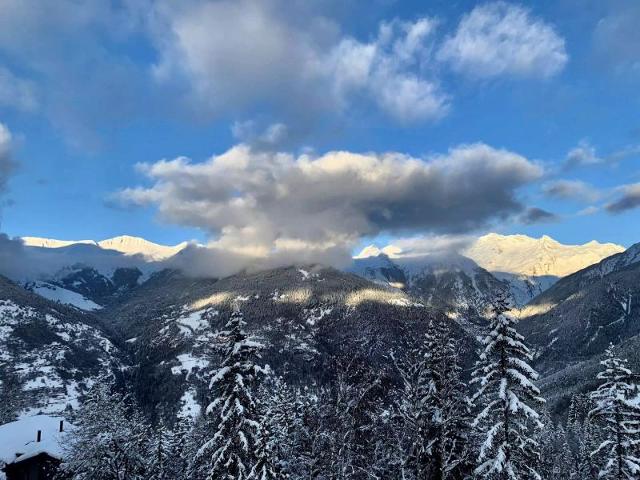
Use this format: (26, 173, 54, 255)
(1, 232, 638, 479)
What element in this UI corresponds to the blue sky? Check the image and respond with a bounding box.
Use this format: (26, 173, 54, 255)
(0, 0, 639, 258)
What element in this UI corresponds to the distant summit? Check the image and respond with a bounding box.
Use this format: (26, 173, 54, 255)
(464, 233, 624, 278)
(354, 233, 626, 305)
(22, 235, 190, 261)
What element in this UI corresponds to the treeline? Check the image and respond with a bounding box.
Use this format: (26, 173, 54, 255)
(59, 293, 640, 479)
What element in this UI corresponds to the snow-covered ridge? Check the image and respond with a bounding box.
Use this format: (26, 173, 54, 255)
(22, 235, 189, 261)
(463, 233, 624, 278)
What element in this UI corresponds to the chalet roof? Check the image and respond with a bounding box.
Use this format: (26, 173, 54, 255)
(0, 415, 72, 468)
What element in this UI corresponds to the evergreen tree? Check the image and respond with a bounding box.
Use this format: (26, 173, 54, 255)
(0, 366, 23, 423)
(258, 378, 306, 477)
(249, 422, 281, 480)
(197, 309, 270, 480)
(393, 316, 473, 479)
(567, 394, 600, 479)
(536, 413, 574, 480)
(61, 379, 150, 480)
(471, 291, 545, 480)
(147, 422, 190, 480)
(588, 344, 640, 480)
(312, 357, 388, 480)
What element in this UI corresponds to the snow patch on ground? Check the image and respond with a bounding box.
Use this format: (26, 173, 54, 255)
(178, 388, 201, 420)
(171, 353, 209, 377)
(31, 282, 102, 311)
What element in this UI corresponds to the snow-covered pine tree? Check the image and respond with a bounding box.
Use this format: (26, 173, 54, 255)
(536, 412, 574, 480)
(471, 291, 545, 480)
(197, 308, 270, 480)
(312, 356, 388, 480)
(0, 366, 23, 423)
(258, 377, 304, 477)
(393, 316, 473, 480)
(147, 423, 190, 480)
(61, 378, 150, 480)
(567, 394, 600, 479)
(423, 316, 474, 480)
(588, 344, 640, 480)
(249, 422, 281, 480)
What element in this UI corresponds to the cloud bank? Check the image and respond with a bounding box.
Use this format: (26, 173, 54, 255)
(117, 142, 542, 269)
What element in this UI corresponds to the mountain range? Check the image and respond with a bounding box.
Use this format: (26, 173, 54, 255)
(1, 231, 636, 422)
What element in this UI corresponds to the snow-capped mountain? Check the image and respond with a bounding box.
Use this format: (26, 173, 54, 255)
(349, 251, 506, 320)
(0, 275, 122, 420)
(357, 234, 625, 306)
(464, 234, 624, 304)
(23, 235, 189, 261)
(464, 233, 624, 278)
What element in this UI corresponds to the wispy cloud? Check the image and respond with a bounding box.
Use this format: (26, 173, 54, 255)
(438, 2, 567, 79)
(564, 140, 640, 170)
(542, 179, 601, 203)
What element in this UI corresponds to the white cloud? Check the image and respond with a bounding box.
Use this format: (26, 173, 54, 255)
(117, 142, 542, 265)
(564, 140, 640, 170)
(438, 2, 567, 79)
(151, 1, 448, 123)
(593, 0, 640, 74)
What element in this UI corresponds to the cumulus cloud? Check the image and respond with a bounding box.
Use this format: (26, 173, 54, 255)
(606, 183, 640, 213)
(116, 142, 542, 267)
(151, 1, 448, 123)
(438, 2, 567, 79)
(518, 207, 558, 225)
(0, 123, 16, 194)
(542, 179, 601, 203)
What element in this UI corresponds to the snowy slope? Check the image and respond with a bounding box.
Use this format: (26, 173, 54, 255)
(0, 276, 121, 419)
(28, 281, 102, 311)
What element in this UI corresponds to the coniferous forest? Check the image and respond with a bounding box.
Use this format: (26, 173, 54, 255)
(53, 294, 640, 480)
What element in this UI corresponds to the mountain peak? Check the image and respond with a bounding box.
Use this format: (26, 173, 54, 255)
(465, 233, 625, 277)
